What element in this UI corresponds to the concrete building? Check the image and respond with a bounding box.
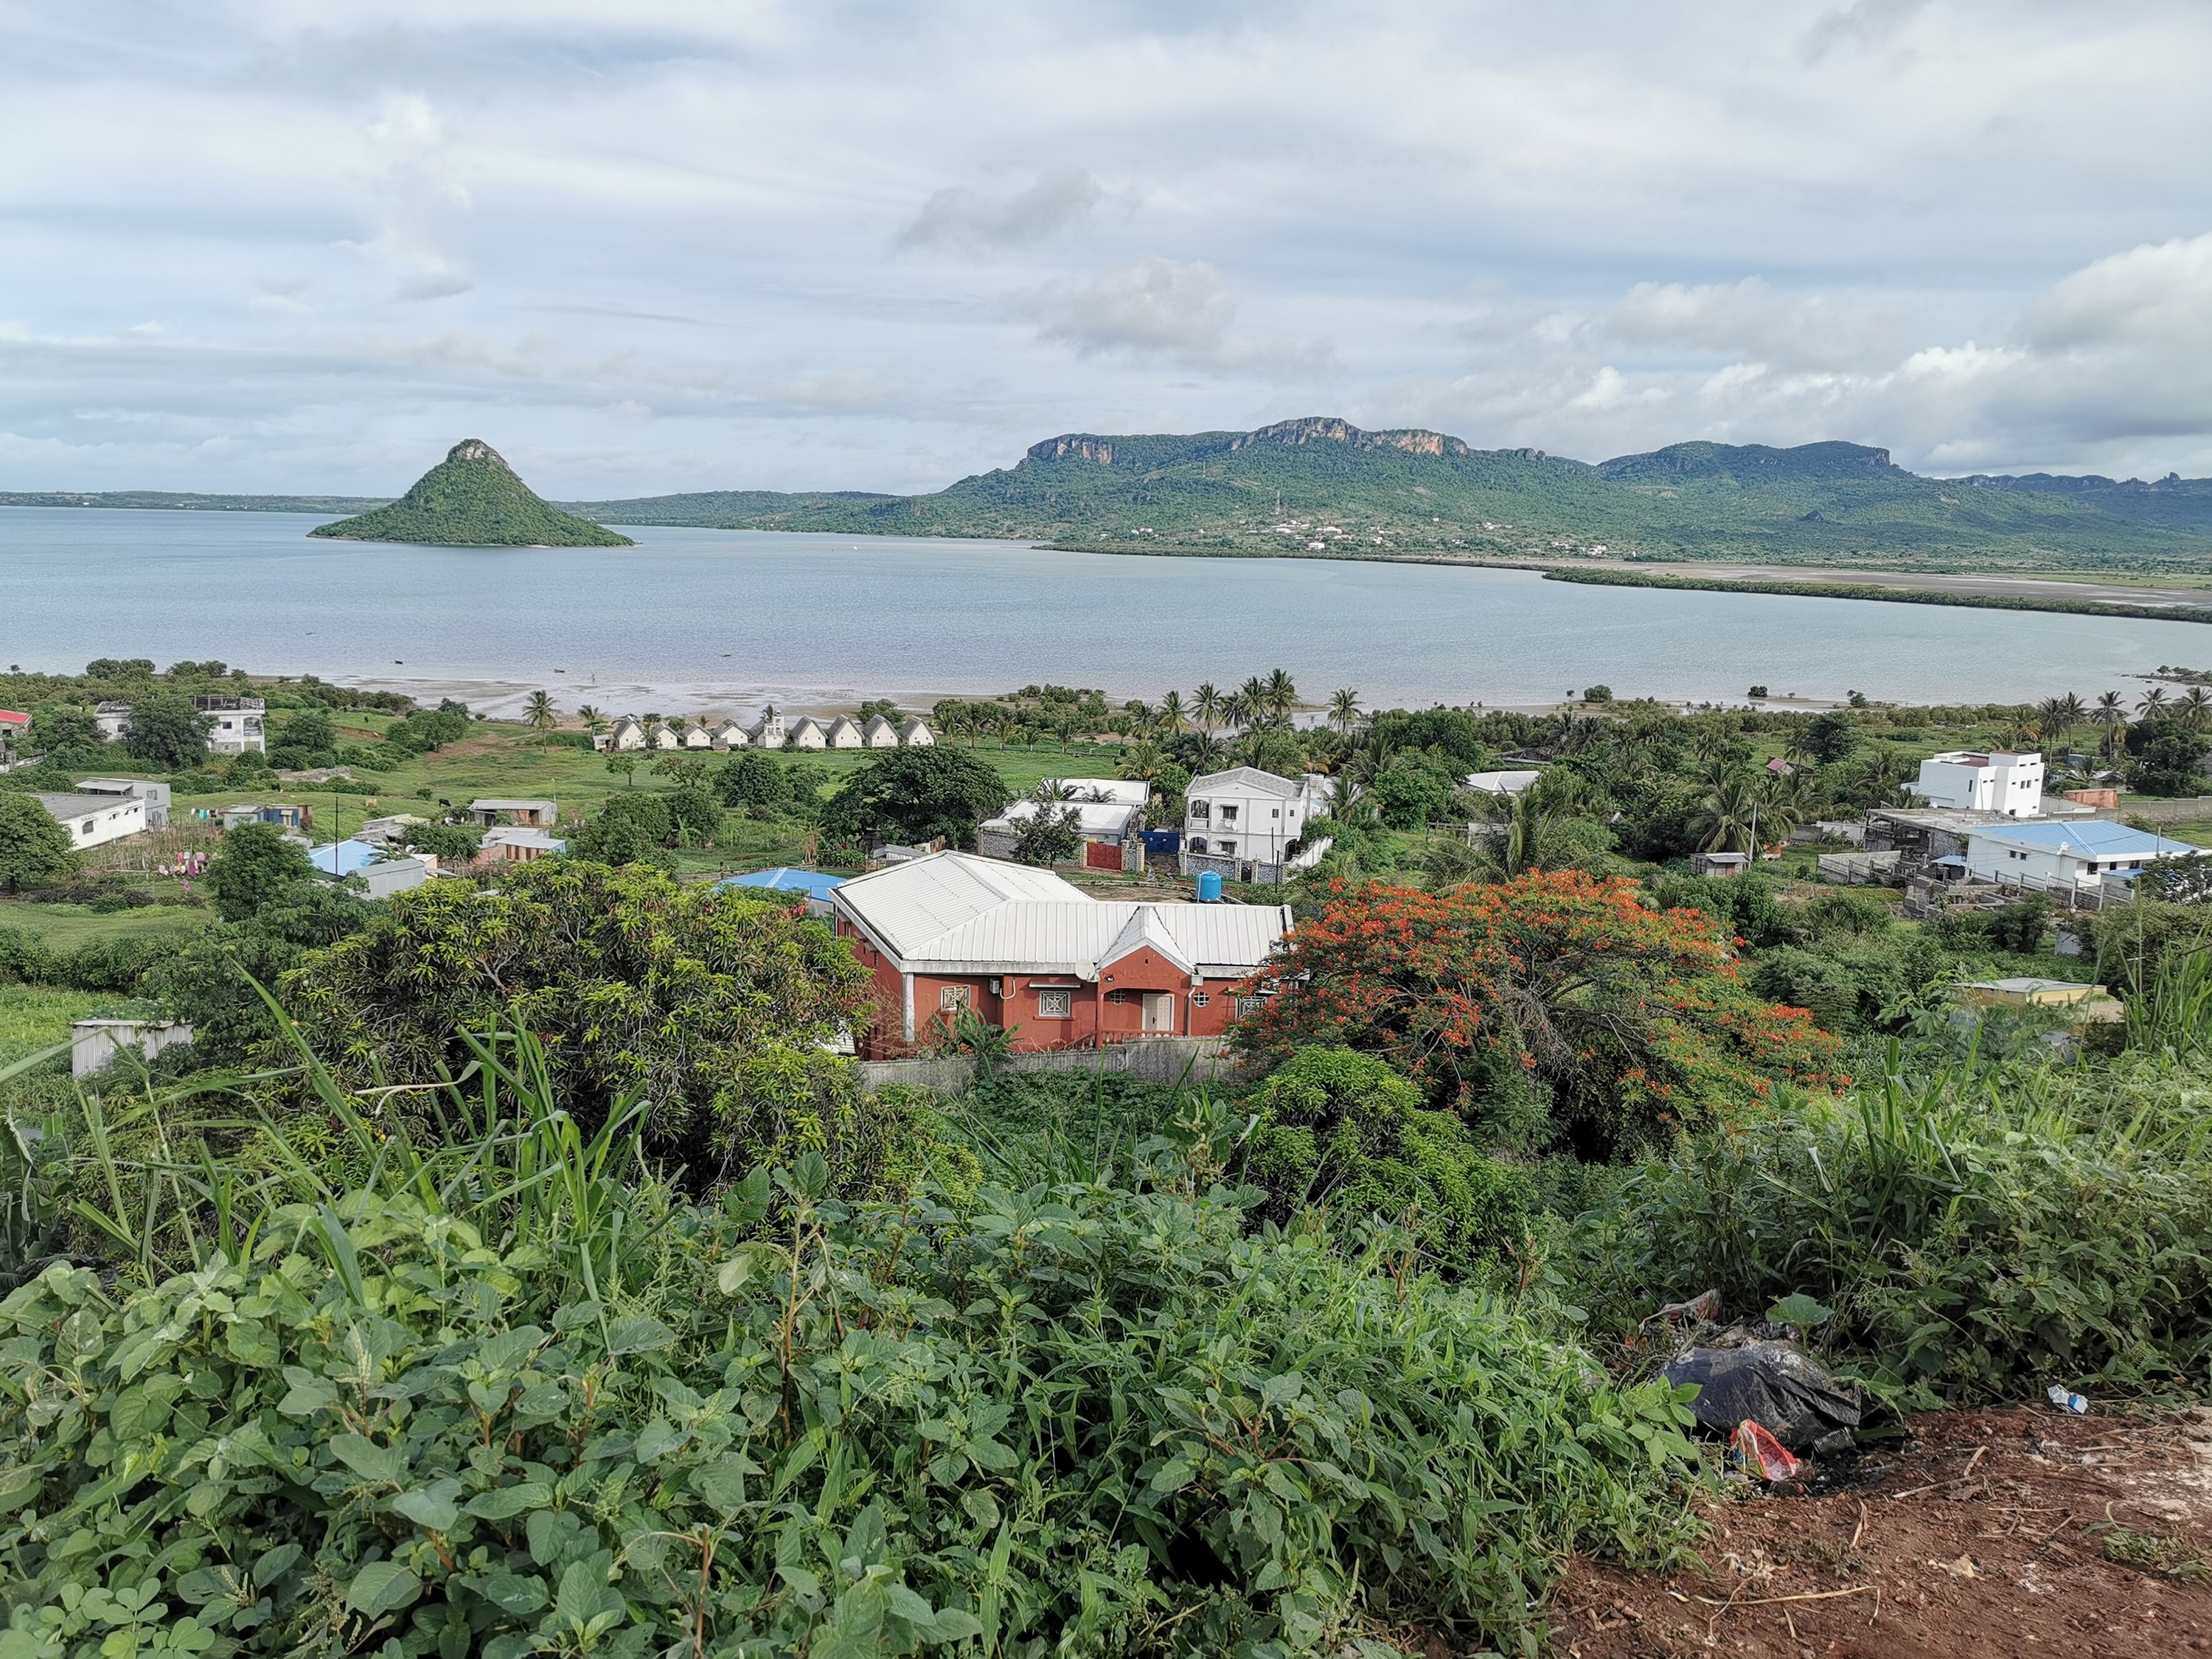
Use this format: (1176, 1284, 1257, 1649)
(93, 701, 133, 742)
(748, 713, 787, 750)
(785, 717, 829, 751)
(36, 791, 147, 849)
(824, 717, 865, 749)
(75, 778, 170, 829)
(1182, 768, 1333, 879)
(1915, 751, 2044, 817)
(830, 851, 1292, 1056)
(310, 838, 434, 898)
(467, 798, 557, 828)
(606, 716, 648, 751)
(1961, 819, 2195, 887)
(481, 827, 566, 863)
(899, 717, 936, 747)
(977, 792, 1147, 870)
(1, 709, 31, 760)
(72, 1018, 193, 1077)
(197, 697, 267, 756)
(861, 714, 900, 748)
(705, 719, 749, 750)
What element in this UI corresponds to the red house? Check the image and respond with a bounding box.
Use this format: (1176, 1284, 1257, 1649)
(830, 851, 1292, 1056)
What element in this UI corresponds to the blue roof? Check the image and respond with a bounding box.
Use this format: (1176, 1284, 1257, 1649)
(310, 838, 386, 877)
(717, 867, 845, 900)
(1972, 819, 2196, 857)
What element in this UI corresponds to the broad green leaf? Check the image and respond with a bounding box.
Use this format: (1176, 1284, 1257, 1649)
(344, 1562, 421, 1619)
(224, 1320, 281, 1368)
(1148, 1458, 1194, 1494)
(477, 1573, 549, 1616)
(392, 1478, 463, 1531)
(329, 1433, 407, 1486)
(633, 1419, 689, 1462)
(251, 1543, 302, 1590)
(1767, 1293, 1834, 1329)
(276, 1377, 338, 1417)
(465, 1482, 551, 1521)
(603, 1315, 675, 1357)
(555, 1561, 619, 1630)
(111, 1375, 185, 1441)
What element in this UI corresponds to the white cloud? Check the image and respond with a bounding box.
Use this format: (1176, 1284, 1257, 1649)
(1, 2, 2211, 490)
(896, 168, 1107, 253)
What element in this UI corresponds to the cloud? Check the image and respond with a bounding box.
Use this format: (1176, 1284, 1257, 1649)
(1010, 256, 1235, 362)
(896, 168, 1106, 252)
(1803, 0, 1929, 62)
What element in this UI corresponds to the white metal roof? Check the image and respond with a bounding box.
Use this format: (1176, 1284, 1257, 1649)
(981, 799, 1143, 838)
(833, 851, 1288, 977)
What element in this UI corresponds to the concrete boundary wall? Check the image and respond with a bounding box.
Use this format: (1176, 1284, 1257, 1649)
(858, 1036, 1251, 1093)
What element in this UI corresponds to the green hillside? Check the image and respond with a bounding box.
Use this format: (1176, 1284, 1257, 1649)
(311, 439, 632, 547)
(570, 416, 2212, 572)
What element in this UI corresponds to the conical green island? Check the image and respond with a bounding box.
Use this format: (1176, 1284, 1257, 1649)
(309, 439, 633, 546)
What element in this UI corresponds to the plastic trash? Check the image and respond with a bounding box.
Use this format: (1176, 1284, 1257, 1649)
(2046, 1383, 2090, 1414)
(1731, 1419, 1802, 1482)
(1641, 1289, 1722, 1331)
(1662, 1340, 1862, 1451)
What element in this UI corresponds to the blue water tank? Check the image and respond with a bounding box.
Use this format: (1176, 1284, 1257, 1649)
(1197, 869, 1223, 902)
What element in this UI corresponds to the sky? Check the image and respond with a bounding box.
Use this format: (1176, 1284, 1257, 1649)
(4, 0, 2212, 498)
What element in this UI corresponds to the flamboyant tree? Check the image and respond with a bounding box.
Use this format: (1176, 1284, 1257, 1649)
(1236, 870, 1842, 1161)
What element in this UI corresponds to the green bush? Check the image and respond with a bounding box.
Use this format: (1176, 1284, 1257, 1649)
(1573, 1050, 2212, 1407)
(1242, 1047, 1534, 1276)
(0, 1107, 1697, 1659)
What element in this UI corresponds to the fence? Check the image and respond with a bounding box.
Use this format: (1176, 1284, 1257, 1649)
(858, 1035, 1251, 1093)
(1816, 850, 1902, 885)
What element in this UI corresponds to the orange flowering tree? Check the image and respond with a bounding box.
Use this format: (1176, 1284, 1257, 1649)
(1237, 870, 1841, 1161)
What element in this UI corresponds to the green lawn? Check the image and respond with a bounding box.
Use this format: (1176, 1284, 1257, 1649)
(0, 984, 151, 1068)
(2154, 818, 2212, 847)
(0, 901, 212, 951)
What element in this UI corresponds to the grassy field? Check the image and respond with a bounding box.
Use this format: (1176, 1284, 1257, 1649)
(0, 984, 151, 1068)
(0, 901, 212, 950)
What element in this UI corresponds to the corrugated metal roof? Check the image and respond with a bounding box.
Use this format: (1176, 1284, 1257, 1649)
(832, 852, 1289, 976)
(1970, 820, 2194, 856)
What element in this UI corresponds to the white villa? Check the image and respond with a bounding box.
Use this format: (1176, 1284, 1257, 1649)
(862, 714, 900, 748)
(1916, 751, 2044, 818)
(1961, 819, 2194, 888)
(824, 717, 865, 749)
(1183, 768, 1333, 879)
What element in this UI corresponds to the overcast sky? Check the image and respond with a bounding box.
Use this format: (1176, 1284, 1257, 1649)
(4, 0, 2211, 497)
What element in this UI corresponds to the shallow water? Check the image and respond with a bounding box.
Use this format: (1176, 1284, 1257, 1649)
(3, 506, 2202, 713)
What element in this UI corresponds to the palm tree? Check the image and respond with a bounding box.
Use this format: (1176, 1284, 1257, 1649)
(1220, 692, 1251, 733)
(1240, 675, 1274, 730)
(1695, 772, 1761, 854)
(1184, 730, 1224, 771)
(1194, 683, 1222, 734)
(2139, 686, 2171, 719)
(1263, 668, 1298, 724)
(1328, 688, 1362, 736)
(525, 690, 558, 750)
(2034, 693, 2083, 754)
(2091, 690, 2128, 760)
(1755, 771, 1809, 848)
(575, 703, 608, 742)
(1155, 689, 1190, 738)
(2180, 687, 2212, 731)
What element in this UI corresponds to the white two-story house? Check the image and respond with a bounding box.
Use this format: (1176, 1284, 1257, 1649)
(1915, 751, 2042, 817)
(1183, 767, 1334, 880)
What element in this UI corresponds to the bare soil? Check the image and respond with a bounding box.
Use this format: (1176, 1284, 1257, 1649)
(1548, 1405, 2212, 1658)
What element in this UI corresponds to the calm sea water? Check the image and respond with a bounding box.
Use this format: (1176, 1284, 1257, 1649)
(2, 506, 2204, 713)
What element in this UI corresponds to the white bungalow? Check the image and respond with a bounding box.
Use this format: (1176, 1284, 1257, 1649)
(706, 719, 749, 750)
(650, 722, 681, 750)
(607, 717, 648, 751)
(680, 723, 715, 750)
(785, 717, 830, 751)
(824, 717, 865, 749)
(748, 713, 787, 750)
(899, 717, 936, 748)
(862, 714, 900, 748)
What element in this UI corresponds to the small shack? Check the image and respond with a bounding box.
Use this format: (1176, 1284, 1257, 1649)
(1691, 851, 1750, 877)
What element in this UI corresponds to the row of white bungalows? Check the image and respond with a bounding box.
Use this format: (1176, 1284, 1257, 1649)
(599, 712, 934, 753)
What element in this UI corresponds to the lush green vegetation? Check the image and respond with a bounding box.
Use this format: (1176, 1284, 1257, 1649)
(311, 439, 633, 548)
(571, 419, 2212, 572)
(1545, 564, 2212, 624)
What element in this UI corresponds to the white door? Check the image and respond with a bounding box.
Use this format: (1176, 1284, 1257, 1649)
(1141, 992, 1175, 1033)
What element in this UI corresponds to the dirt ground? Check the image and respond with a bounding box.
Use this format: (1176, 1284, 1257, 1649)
(1549, 1405, 2212, 1658)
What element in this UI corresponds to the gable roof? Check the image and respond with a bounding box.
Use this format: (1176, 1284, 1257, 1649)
(832, 851, 1288, 978)
(1969, 820, 2194, 858)
(1187, 766, 1304, 799)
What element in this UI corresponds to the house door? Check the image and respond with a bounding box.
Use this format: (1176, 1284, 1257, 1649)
(1141, 993, 1175, 1034)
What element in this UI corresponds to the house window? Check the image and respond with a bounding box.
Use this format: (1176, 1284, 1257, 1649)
(1036, 988, 1072, 1018)
(1190, 991, 1209, 1008)
(1189, 801, 1211, 821)
(1220, 804, 1239, 822)
(1188, 836, 1208, 854)
(938, 984, 970, 1012)
(1234, 995, 1267, 1019)
(1218, 840, 1236, 855)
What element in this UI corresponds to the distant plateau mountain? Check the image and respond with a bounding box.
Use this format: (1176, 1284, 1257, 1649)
(8, 417, 2210, 570)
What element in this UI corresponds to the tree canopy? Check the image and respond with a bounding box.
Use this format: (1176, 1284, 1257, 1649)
(1237, 870, 1842, 1161)
(271, 860, 885, 1182)
(0, 794, 76, 892)
(122, 693, 213, 770)
(819, 747, 1010, 849)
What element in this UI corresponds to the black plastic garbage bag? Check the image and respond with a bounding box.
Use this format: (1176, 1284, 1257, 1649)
(1661, 1340, 1860, 1452)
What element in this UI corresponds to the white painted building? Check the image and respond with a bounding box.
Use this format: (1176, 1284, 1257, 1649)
(824, 717, 865, 749)
(748, 713, 787, 750)
(899, 717, 936, 747)
(606, 716, 648, 751)
(861, 714, 900, 748)
(1961, 819, 2194, 886)
(76, 778, 170, 829)
(1916, 751, 2043, 817)
(1183, 768, 1334, 871)
(36, 791, 147, 849)
(201, 699, 267, 755)
(785, 717, 830, 751)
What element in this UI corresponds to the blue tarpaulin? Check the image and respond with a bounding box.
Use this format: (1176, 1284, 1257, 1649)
(717, 867, 845, 901)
